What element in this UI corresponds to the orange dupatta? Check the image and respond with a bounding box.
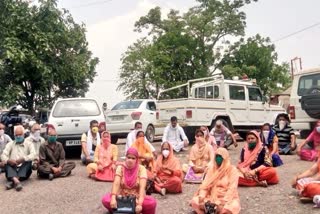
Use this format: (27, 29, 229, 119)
(155, 143, 181, 174)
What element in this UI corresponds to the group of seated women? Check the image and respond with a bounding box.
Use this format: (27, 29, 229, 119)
(84, 120, 320, 213)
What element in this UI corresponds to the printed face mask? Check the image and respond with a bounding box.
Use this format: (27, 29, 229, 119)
(215, 155, 223, 167)
(162, 149, 170, 158)
(91, 127, 99, 134)
(248, 141, 257, 150)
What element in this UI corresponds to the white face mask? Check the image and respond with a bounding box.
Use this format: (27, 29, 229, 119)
(0, 130, 4, 136)
(162, 150, 170, 158)
(279, 121, 286, 130)
(203, 130, 208, 137)
(32, 130, 41, 141)
(316, 127, 320, 134)
(263, 130, 269, 141)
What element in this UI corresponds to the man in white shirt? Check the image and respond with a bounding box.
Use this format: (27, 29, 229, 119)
(162, 116, 189, 152)
(1, 125, 36, 191)
(125, 122, 156, 156)
(25, 123, 45, 170)
(81, 120, 100, 165)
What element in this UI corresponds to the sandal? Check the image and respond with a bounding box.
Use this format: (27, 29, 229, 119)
(15, 183, 23, 191)
(259, 180, 268, 188)
(300, 197, 313, 203)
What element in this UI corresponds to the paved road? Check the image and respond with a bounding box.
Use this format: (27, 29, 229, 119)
(0, 139, 319, 214)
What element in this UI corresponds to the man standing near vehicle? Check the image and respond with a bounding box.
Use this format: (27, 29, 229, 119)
(0, 123, 12, 173)
(81, 120, 100, 165)
(162, 116, 189, 152)
(273, 113, 296, 155)
(125, 122, 157, 156)
(38, 128, 76, 180)
(1, 125, 36, 191)
(25, 123, 45, 170)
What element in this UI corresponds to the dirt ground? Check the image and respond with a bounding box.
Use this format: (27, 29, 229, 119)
(0, 139, 319, 214)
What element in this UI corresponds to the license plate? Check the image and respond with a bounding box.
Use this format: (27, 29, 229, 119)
(66, 140, 81, 146)
(112, 116, 124, 121)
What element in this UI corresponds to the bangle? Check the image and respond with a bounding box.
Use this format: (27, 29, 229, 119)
(111, 193, 117, 196)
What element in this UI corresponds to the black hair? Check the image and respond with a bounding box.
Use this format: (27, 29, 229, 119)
(195, 129, 204, 136)
(136, 130, 144, 138)
(134, 121, 142, 128)
(90, 120, 98, 127)
(170, 116, 178, 122)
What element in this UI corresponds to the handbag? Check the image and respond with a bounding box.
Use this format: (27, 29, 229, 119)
(113, 195, 136, 214)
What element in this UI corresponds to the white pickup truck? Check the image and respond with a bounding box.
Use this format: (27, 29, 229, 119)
(155, 74, 287, 142)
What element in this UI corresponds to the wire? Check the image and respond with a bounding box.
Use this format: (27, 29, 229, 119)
(273, 21, 320, 43)
(69, 0, 113, 9)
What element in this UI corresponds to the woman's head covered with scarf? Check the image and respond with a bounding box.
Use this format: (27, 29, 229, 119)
(123, 147, 140, 188)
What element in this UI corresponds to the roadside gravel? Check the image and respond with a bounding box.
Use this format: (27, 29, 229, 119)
(0, 139, 319, 214)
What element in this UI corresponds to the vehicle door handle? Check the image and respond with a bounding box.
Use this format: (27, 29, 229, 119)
(71, 119, 80, 122)
(150, 113, 154, 115)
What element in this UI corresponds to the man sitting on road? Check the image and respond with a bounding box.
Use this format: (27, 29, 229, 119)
(0, 123, 12, 173)
(38, 128, 76, 180)
(272, 113, 296, 155)
(81, 120, 101, 165)
(125, 121, 157, 157)
(25, 123, 45, 170)
(1, 125, 36, 191)
(162, 116, 189, 153)
(209, 120, 237, 149)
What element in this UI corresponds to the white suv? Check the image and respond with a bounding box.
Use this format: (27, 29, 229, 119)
(106, 99, 160, 144)
(289, 67, 320, 138)
(46, 98, 106, 149)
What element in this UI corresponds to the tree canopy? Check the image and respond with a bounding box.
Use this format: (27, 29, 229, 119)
(119, 0, 258, 99)
(0, 0, 99, 113)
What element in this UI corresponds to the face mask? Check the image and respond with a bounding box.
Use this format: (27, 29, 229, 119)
(0, 130, 4, 136)
(248, 142, 257, 150)
(32, 131, 41, 141)
(215, 155, 223, 167)
(91, 127, 99, 134)
(15, 136, 24, 144)
(279, 121, 286, 130)
(48, 136, 57, 143)
(203, 130, 208, 137)
(263, 131, 269, 140)
(316, 127, 320, 134)
(162, 149, 170, 158)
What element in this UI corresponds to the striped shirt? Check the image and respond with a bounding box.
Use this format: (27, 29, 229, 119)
(272, 124, 295, 147)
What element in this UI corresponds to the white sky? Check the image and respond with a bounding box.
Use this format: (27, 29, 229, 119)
(57, 0, 320, 108)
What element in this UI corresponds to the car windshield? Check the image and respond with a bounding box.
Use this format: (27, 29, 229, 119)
(53, 99, 101, 117)
(298, 73, 320, 96)
(112, 100, 142, 110)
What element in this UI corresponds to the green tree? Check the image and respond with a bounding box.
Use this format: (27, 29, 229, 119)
(221, 34, 291, 94)
(0, 0, 99, 114)
(119, 0, 257, 99)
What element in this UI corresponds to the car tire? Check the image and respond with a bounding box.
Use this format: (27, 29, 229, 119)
(145, 125, 155, 143)
(301, 86, 320, 119)
(111, 136, 118, 144)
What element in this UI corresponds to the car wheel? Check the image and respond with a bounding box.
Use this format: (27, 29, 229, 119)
(111, 136, 118, 144)
(145, 125, 155, 143)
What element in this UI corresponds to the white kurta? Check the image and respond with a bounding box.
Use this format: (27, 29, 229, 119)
(162, 124, 188, 152)
(125, 130, 156, 152)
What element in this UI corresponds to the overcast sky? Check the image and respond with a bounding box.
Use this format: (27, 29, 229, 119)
(57, 0, 320, 108)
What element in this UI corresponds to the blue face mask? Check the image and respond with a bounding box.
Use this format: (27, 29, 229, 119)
(15, 136, 24, 144)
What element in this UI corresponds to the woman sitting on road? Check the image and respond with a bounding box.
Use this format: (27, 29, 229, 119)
(210, 120, 237, 149)
(153, 142, 183, 196)
(291, 154, 320, 201)
(131, 131, 155, 177)
(86, 131, 118, 181)
(260, 123, 283, 167)
(102, 148, 157, 214)
(183, 129, 214, 183)
(191, 148, 240, 214)
(238, 130, 279, 187)
(297, 120, 320, 161)
(200, 125, 217, 152)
